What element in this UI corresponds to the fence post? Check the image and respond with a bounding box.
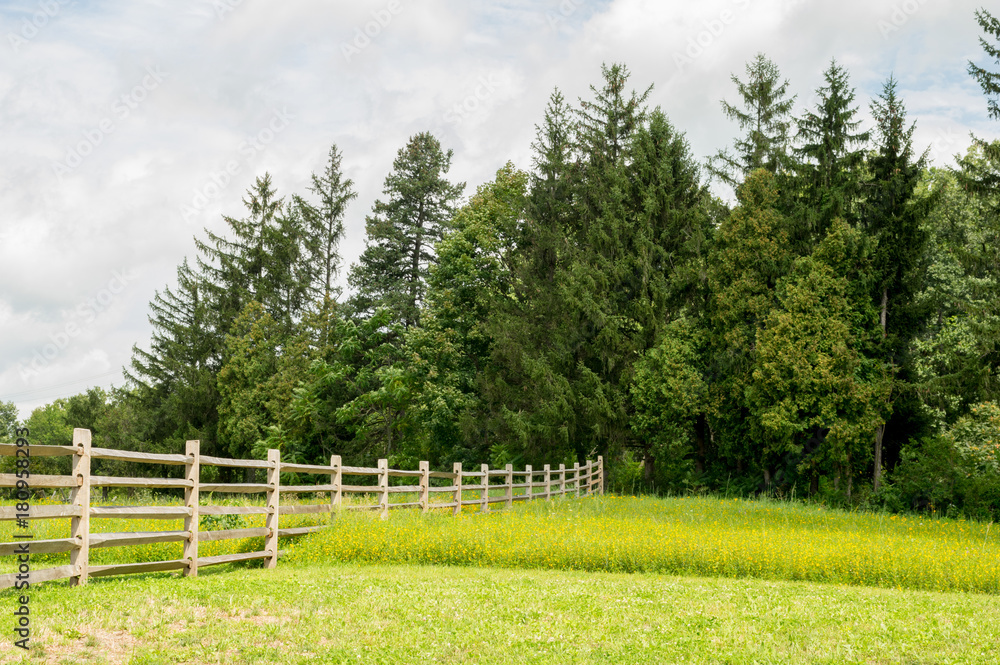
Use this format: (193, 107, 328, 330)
(525, 464, 533, 501)
(265, 449, 280, 569)
(419, 460, 430, 514)
(378, 459, 389, 520)
(574, 462, 581, 498)
(544, 464, 551, 501)
(481, 463, 490, 513)
(330, 454, 342, 522)
(598, 455, 604, 494)
(452, 462, 462, 517)
(69, 428, 91, 586)
(505, 463, 513, 508)
(559, 464, 566, 496)
(183, 439, 200, 577)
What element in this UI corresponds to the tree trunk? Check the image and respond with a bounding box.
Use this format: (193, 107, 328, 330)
(874, 423, 885, 492)
(643, 449, 654, 483)
(810, 472, 819, 496)
(874, 286, 888, 492)
(408, 199, 426, 328)
(879, 287, 888, 334)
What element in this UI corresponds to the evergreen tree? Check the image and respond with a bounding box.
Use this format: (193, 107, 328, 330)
(793, 59, 870, 242)
(969, 8, 1000, 122)
(217, 302, 285, 460)
(862, 75, 932, 490)
(196, 173, 308, 331)
(405, 163, 528, 466)
(747, 220, 889, 498)
(127, 259, 221, 455)
(294, 144, 357, 308)
(348, 133, 465, 328)
(706, 169, 796, 478)
(485, 64, 712, 472)
(709, 53, 796, 188)
(960, 8, 1000, 198)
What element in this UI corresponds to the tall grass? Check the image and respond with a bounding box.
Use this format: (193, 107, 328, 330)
(286, 494, 1000, 594)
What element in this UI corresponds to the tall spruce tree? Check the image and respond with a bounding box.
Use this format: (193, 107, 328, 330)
(348, 132, 465, 328)
(863, 76, 932, 490)
(793, 59, 870, 243)
(295, 145, 357, 309)
(484, 64, 712, 474)
(195, 173, 307, 331)
(127, 259, 222, 455)
(709, 53, 796, 188)
(706, 169, 796, 480)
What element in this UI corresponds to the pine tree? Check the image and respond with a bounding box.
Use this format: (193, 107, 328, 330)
(709, 53, 796, 188)
(793, 59, 870, 241)
(127, 259, 222, 455)
(960, 8, 1000, 198)
(348, 132, 465, 328)
(195, 173, 307, 331)
(484, 64, 712, 472)
(969, 8, 1000, 122)
(863, 76, 933, 490)
(295, 144, 357, 308)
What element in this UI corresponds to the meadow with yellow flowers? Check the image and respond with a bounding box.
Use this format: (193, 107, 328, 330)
(4, 493, 1000, 663)
(4, 492, 999, 595)
(285, 493, 1000, 595)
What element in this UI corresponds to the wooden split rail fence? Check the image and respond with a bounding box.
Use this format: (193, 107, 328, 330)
(0, 429, 604, 588)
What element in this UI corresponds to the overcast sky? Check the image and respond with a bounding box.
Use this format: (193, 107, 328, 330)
(1, 0, 997, 420)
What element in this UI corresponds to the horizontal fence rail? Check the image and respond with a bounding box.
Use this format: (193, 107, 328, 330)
(0, 428, 603, 589)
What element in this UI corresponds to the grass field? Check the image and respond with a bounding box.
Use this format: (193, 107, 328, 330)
(2, 563, 1000, 664)
(2, 494, 999, 663)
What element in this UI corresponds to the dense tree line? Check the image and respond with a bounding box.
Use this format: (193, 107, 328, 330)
(5, 9, 1000, 516)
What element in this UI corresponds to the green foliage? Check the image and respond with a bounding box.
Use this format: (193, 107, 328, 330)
(747, 220, 890, 491)
(947, 401, 1000, 475)
(294, 144, 357, 306)
(0, 400, 18, 440)
(217, 301, 286, 460)
(709, 53, 796, 187)
(629, 318, 706, 489)
(968, 8, 1000, 122)
(792, 58, 870, 238)
(404, 163, 529, 466)
(348, 132, 465, 328)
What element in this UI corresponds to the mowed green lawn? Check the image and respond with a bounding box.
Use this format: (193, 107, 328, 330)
(2, 563, 1000, 664)
(2, 495, 1000, 664)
